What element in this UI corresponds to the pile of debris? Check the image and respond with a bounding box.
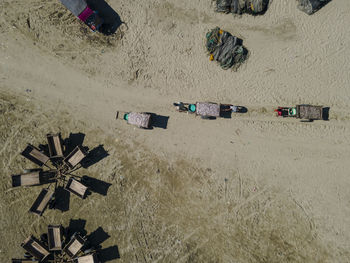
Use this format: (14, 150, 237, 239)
(297, 0, 330, 15)
(206, 27, 248, 70)
(216, 0, 269, 15)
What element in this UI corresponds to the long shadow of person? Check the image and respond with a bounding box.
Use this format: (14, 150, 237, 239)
(86, 227, 110, 248)
(50, 186, 70, 212)
(81, 175, 112, 196)
(99, 246, 120, 262)
(81, 226, 120, 262)
(66, 219, 87, 239)
(81, 144, 109, 168)
(86, 0, 123, 35)
(64, 132, 86, 156)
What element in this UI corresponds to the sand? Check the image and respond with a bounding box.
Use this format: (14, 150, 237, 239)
(0, 0, 350, 262)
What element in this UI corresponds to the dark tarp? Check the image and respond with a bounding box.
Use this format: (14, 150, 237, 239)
(206, 27, 248, 70)
(216, 0, 269, 15)
(297, 0, 329, 15)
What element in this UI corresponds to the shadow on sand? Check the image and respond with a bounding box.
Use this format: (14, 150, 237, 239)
(86, 0, 123, 35)
(81, 144, 109, 168)
(322, 107, 330, 121)
(82, 175, 112, 196)
(65, 220, 120, 262)
(151, 114, 169, 129)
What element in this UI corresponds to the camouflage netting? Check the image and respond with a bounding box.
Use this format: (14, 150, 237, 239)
(206, 27, 248, 70)
(216, 0, 269, 15)
(297, 0, 330, 15)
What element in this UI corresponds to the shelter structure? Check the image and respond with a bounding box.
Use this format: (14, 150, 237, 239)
(14, 222, 101, 263)
(10, 132, 91, 216)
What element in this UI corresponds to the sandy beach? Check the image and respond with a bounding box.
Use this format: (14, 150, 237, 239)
(1, 0, 350, 262)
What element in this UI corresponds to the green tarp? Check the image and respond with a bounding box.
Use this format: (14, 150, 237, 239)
(206, 27, 248, 70)
(216, 0, 269, 15)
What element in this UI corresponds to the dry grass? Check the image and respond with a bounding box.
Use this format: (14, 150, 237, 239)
(0, 92, 336, 262)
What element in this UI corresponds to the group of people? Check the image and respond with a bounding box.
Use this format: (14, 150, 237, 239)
(174, 102, 240, 114)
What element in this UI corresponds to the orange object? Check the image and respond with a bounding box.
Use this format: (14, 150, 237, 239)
(209, 54, 214, 61)
(219, 29, 223, 34)
(251, 3, 254, 11)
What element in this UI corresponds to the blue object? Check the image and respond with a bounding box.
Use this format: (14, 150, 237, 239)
(189, 104, 196, 112)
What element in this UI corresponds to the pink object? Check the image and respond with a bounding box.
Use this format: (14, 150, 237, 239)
(78, 6, 93, 22)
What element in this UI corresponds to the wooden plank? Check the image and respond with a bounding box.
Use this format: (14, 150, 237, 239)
(68, 239, 83, 256)
(12, 259, 39, 263)
(53, 227, 61, 248)
(22, 236, 50, 261)
(69, 150, 85, 167)
(30, 189, 53, 215)
(77, 254, 96, 263)
(29, 148, 50, 164)
(69, 179, 87, 197)
(36, 190, 53, 213)
(31, 240, 49, 257)
(47, 134, 64, 157)
(20, 172, 40, 186)
(48, 225, 62, 250)
(65, 147, 86, 168)
(53, 136, 63, 156)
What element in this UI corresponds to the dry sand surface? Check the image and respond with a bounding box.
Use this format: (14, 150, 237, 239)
(1, 0, 350, 262)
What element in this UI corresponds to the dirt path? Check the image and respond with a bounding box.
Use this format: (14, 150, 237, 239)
(0, 92, 344, 262)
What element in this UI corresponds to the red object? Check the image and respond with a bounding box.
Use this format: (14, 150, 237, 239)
(274, 109, 282, 116)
